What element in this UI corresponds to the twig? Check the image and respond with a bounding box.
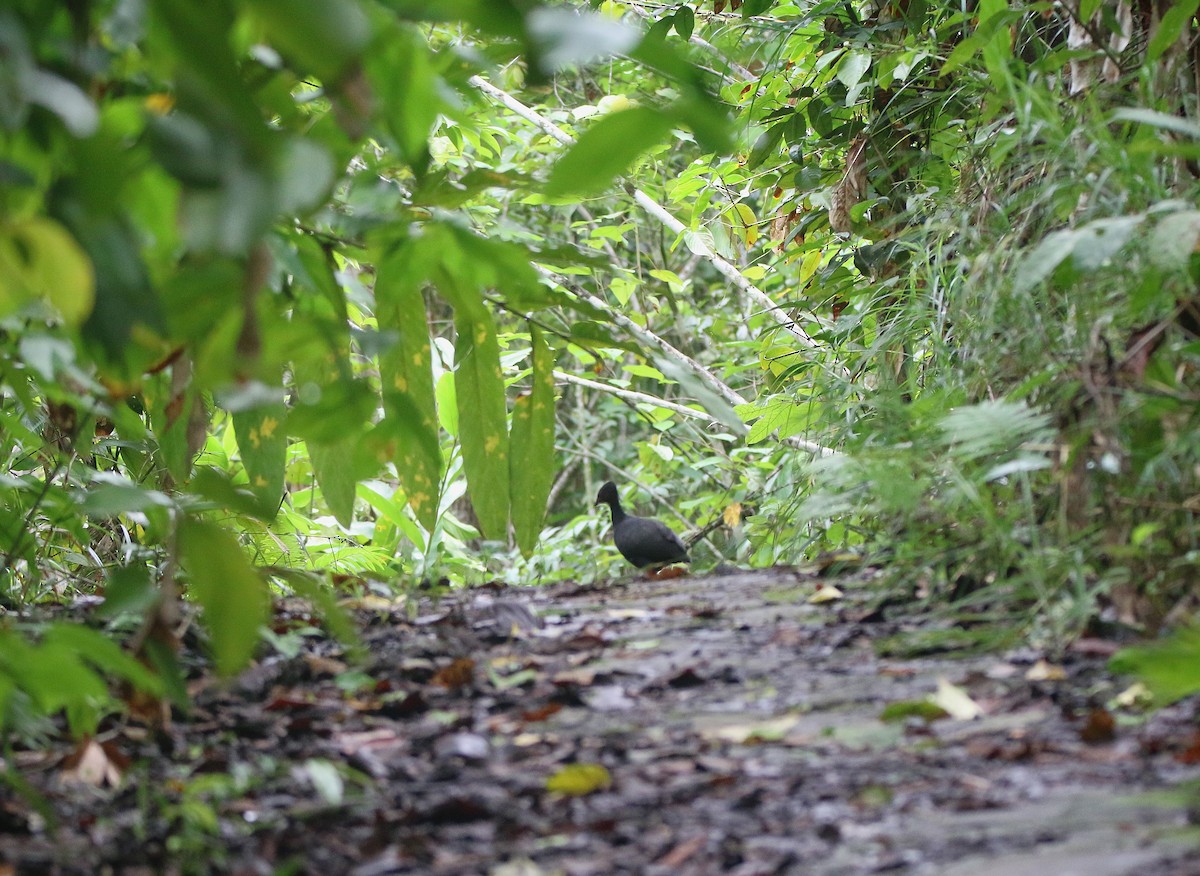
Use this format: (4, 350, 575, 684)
(468, 74, 833, 350)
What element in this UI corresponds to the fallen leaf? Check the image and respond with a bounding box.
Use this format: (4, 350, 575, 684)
(1025, 659, 1067, 681)
(433, 658, 475, 689)
(521, 703, 562, 722)
(305, 654, 348, 676)
(61, 739, 126, 788)
(1114, 681, 1153, 709)
(808, 583, 844, 604)
(930, 678, 983, 721)
(706, 715, 799, 744)
(1176, 732, 1200, 765)
(546, 763, 611, 796)
(655, 834, 707, 867)
(1080, 708, 1116, 744)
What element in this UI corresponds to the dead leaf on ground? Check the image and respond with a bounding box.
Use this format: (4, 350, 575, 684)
(655, 834, 707, 867)
(61, 739, 127, 788)
(808, 583, 844, 604)
(433, 658, 475, 689)
(1025, 659, 1067, 682)
(1080, 708, 1117, 744)
(931, 678, 983, 721)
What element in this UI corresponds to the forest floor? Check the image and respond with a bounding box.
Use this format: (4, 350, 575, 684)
(2, 565, 1200, 875)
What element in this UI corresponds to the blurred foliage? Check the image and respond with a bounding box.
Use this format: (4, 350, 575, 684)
(3, 0, 1200, 738)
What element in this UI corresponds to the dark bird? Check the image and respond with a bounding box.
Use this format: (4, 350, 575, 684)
(595, 481, 689, 570)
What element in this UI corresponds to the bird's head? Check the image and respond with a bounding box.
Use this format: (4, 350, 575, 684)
(595, 481, 619, 506)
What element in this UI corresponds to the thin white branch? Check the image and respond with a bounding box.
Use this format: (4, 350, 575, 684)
(469, 74, 829, 350)
(534, 265, 747, 409)
(554, 370, 716, 421)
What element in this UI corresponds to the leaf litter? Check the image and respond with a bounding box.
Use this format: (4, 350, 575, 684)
(1, 566, 1199, 875)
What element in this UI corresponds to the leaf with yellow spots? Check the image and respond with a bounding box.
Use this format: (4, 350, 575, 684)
(232, 400, 287, 516)
(455, 310, 509, 539)
(510, 324, 557, 558)
(374, 240, 441, 529)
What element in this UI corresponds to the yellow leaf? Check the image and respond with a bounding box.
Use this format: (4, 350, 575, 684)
(807, 583, 843, 604)
(731, 202, 758, 246)
(0, 218, 95, 325)
(929, 677, 982, 721)
(722, 502, 744, 527)
(1024, 659, 1067, 681)
(546, 763, 611, 796)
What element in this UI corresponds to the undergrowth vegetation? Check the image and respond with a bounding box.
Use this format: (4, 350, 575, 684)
(1, 0, 1199, 736)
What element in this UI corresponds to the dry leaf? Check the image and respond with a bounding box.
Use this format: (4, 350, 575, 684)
(433, 658, 475, 689)
(930, 678, 982, 721)
(808, 583, 844, 604)
(61, 739, 125, 788)
(1080, 708, 1116, 744)
(1024, 659, 1067, 681)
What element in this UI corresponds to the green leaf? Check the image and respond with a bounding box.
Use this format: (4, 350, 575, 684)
(79, 480, 173, 516)
(43, 624, 164, 698)
(310, 438, 359, 527)
(178, 517, 271, 677)
(374, 242, 442, 529)
(545, 107, 674, 198)
(366, 22, 441, 167)
(525, 7, 641, 73)
(1147, 0, 1199, 62)
(232, 402, 287, 513)
(0, 218, 95, 325)
(673, 6, 694, 40)
(1111, 625, 1200, 705)
(835, 50, 871, 102)
(509, 325, 557, 557)
(244, 0, 371, 82)
(455, 311, 510, 540)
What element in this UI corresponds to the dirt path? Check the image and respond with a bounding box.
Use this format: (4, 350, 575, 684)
(3, 567, 1199, 874)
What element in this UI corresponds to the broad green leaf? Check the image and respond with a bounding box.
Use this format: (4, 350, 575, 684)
(373, 397, 442, 530)
(0, 218, 95, 325)
(374, 243, 442, 529)
(673, 6, 694, 39)
(1147, 0, 1199, 62)
(232, 402, 287, 513)
(43, 624, 164, 697)
(509, 325, 557, 557)
(455, 311, 509, 540)
(835, 50, 871, 103)
(97, 565, 160, 618)
(525, 7, 640, 73)
(1111, 625, 1200, 705)
(310, 438, 359, 527)
(178, 517, 271, 677)
(79, 481, 173, 516)
(244, 0, 371, 82)
(9, 640, 109, 737)
(1012, 228, 1078, 293)
(545, 107, 674, 198)
(286, 376, 376, 444)
(366, 22, 441, 167)
(277, 138, 335, 215)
